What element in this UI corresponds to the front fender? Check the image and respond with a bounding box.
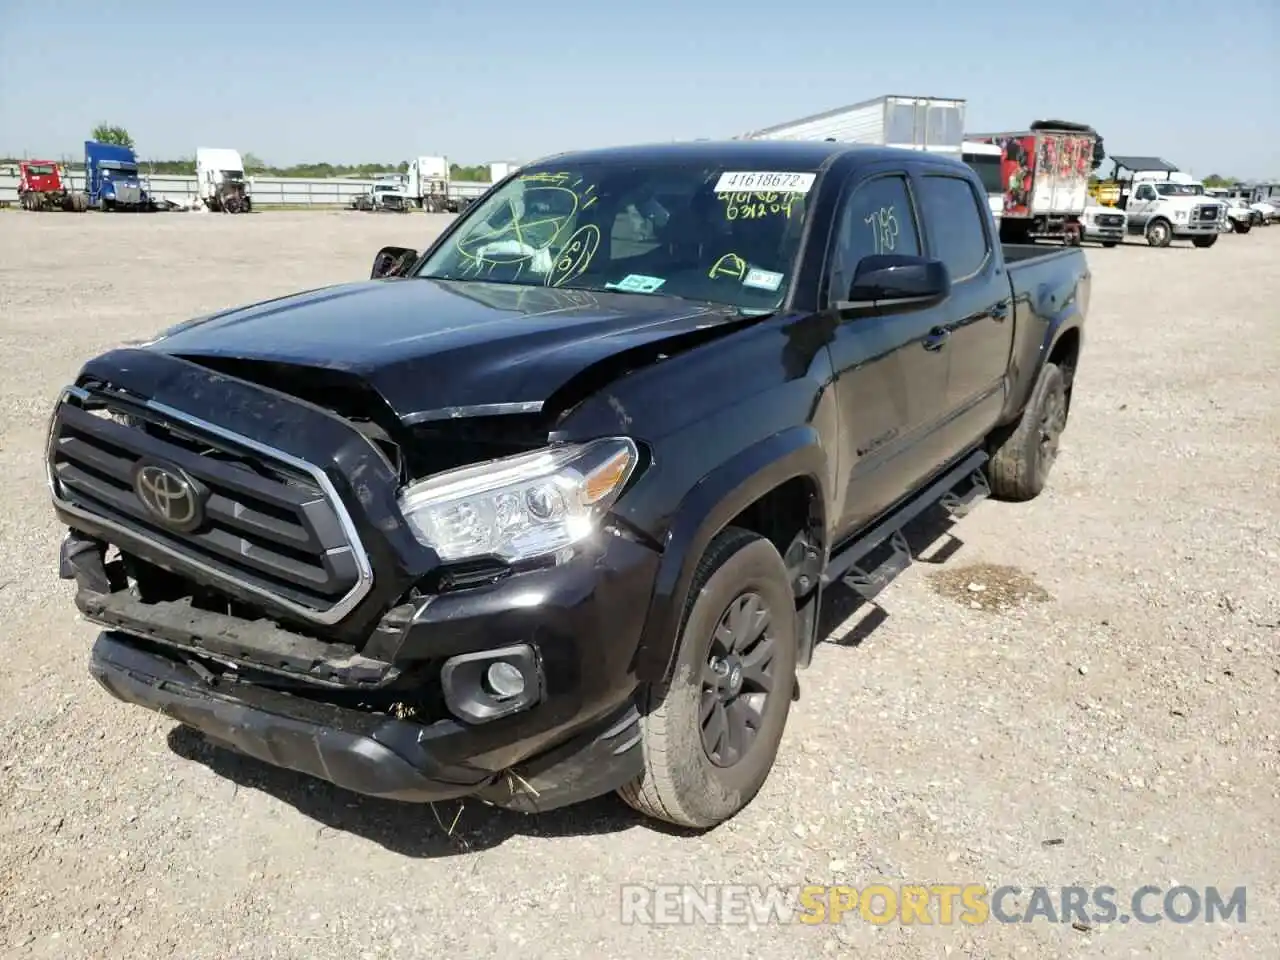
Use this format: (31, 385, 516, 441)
(632, 425, 829, 684)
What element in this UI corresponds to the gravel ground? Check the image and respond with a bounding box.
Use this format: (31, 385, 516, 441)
(0, 212, 1276, 960)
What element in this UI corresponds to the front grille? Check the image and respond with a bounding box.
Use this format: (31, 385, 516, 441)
(1098, 214, 1124, 228)
(48, 387, 371, 623)
(1195, 204, 1220, 223)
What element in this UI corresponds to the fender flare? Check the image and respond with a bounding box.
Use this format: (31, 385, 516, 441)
(631, 425, 829, 684)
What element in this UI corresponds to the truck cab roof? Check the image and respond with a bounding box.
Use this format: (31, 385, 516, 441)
(534, 139, 974, 175)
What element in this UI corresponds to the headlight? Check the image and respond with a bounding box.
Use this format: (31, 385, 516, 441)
(397, 437, 640, 563)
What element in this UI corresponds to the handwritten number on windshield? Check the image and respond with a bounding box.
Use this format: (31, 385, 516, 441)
(864, 206, 899, 255)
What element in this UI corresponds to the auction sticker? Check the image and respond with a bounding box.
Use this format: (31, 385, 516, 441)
(713, 171, 816, 194)
(743, 268, 784, 292)
(606, 274, 667, 294)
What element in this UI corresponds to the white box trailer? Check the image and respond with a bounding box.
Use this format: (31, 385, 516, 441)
(738, 94, 967, 154)
(488, 161, 518, 182)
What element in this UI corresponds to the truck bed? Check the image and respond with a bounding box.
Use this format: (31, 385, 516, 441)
(1001, 243, 1082, 265)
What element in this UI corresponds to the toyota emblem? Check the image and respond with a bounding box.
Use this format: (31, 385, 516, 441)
(133, 462, 204, 531)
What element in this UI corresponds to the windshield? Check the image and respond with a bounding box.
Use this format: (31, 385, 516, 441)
(414, 161, 818, 311)
(221, 169, 245, 181)
(1153, 183, 1197, 197)
(963, 153, 1003, 196)
(26, 163, 55, 176)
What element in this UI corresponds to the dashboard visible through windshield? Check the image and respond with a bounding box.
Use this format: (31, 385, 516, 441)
(414, 162, 819, 311)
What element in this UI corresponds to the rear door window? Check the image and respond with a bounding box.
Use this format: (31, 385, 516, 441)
(916, 174, 992, 282)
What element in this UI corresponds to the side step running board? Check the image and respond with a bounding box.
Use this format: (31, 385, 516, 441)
(822, 450, 991, 603)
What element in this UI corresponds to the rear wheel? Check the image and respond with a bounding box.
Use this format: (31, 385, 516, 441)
(985, 362, 1068, 502)
(618, 527, 798, 829)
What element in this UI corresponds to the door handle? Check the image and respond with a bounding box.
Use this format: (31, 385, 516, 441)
(922, 328, 950, 351)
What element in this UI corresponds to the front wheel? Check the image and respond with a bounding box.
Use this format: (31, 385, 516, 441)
(618, 527, 798, 829)
(1102, 241, 1120, 248)
(1232, 220, 1251, 234)
(1145, 219, 1172, 247)
(1192, 234, 1218, 248)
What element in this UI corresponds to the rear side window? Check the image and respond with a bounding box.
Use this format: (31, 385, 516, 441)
(828, 174, 921, 303)
(917, 174, 991, 281)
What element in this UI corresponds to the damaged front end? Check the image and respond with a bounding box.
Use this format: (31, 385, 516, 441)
(46, 347, 664, 808)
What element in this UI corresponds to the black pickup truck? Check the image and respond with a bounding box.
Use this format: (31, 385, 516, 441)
(48, 141, 1089, 829)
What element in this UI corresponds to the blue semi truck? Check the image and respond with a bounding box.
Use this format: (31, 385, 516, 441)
(82, 140, 155, 211)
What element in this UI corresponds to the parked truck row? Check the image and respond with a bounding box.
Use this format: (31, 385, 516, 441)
(19, 141, 157, 212)
(737, 95, 1270, 251)
(349, 159, 518, 214)
(17, 145, 516, 215)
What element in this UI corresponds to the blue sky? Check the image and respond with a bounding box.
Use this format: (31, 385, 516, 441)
(2, 0, 1276, 178)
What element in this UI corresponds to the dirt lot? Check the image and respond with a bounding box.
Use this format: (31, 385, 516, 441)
(0, 212, 1276, 959)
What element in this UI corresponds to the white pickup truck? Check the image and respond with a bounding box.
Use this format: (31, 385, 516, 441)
(1079, 203, 1126, 246)
(1123, 172, 1226, 248)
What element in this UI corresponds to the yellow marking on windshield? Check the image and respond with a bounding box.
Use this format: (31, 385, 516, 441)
(718, 191, 800, 221)
(708, 253, 747, 280)
(546, 225, 601, 287)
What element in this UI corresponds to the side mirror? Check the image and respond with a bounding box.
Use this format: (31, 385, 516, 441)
(371, 245, 418, 279)
(836, 254, 950, 314)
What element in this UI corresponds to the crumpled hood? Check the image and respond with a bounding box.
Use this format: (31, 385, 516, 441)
(148, 277, 740, 422)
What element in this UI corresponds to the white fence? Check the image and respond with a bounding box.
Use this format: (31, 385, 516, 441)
(0, 170, 493, 208)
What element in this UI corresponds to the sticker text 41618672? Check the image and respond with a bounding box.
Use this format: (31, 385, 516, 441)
(713, 171, 817, 194)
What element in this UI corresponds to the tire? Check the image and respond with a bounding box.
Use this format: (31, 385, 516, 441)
(984, 361, 1068, 502)
(618, 527, 798, 829)
(1102, 241, 1120, 248)
(1192, 234, 1217, 249)
(1145, 219, 1171, 247)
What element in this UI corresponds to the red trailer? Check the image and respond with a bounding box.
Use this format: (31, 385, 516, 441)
(18, 160, 88, 212)
(966, 121, 1103, 244)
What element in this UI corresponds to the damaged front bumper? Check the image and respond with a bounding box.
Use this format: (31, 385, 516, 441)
(90, 630, 495, 802)
(64, 525, 657, 812)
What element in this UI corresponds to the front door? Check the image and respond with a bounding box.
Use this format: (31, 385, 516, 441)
(1125, 183, 1158, 234)
(823, 167, 954, 541)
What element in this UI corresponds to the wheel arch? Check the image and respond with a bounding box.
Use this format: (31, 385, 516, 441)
(632, 425, 830, 684)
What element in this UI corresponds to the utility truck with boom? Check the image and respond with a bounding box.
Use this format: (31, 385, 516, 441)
(48, 140, 1090, 831)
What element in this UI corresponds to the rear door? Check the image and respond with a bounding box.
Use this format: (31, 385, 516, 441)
(912, 167, 1013, 455)
(822, 164, 955, 539)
